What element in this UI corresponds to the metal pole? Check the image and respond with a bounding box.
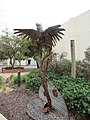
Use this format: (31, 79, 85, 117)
(18, 71, 21, 87)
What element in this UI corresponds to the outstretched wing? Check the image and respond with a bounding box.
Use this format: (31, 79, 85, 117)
(14, 25, 66, 49)
(14, 29, 40, 42)
(41, 25, 66, 47)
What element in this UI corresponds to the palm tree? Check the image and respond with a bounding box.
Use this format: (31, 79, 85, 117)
(14, 24, 65, 112)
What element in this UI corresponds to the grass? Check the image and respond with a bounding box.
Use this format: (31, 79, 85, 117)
(0, 76, 4, 87)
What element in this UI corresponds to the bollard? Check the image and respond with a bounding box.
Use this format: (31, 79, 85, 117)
(18, 71, 21, 87)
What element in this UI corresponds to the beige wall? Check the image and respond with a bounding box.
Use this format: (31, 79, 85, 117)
(53, 10, 90, 60)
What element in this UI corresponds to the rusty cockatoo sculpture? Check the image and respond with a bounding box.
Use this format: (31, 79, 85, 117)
(14, 24, 65, 112)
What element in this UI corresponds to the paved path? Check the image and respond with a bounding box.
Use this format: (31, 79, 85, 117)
(0, 72, 29, 77)
(0, 113, 8, 120)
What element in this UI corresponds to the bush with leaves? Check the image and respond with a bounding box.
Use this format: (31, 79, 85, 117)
(11, 74, 27, 84)
(0, 76, 4, 86)
(4, 66, 24, 70)
(49, 59, 71, 76)
(76, 60, 90, 80)
(52, 76, 90, 117)
(25, 68, 90, 119)
(76, 61, 84, 78)
(76, 46, 90, 80)
(26, 70, 42, 93)
(26, 69, 90, 117)
(49, 59, 90, 80)
(26, 69, 60, 93)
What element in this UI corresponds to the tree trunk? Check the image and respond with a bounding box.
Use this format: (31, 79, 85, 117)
(19, 60, 21, 66)
(12, 57, 15, 67)
(36, 61, 39, 68)
(10, 58, 13, 66)
(9, 57, 15, 67)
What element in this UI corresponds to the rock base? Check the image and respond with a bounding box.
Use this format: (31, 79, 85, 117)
(27, 98, 66, 120)
(26, 85, 68, 120)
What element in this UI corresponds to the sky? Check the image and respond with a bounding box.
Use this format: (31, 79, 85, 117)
(0, 0, 90, 33)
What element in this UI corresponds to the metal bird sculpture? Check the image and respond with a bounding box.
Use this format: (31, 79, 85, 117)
(14, 24, 65, 49)
(14, 24, 65, 113)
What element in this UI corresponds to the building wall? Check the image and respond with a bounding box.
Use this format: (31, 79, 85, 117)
(53, 10, 90, 60)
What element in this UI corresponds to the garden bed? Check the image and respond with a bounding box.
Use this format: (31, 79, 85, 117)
(0, 84, 37, 120)
(2, 67, 26, 73)
(2, 69, 26, 73)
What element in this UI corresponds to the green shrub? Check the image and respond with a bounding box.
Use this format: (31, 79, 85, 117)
(76, 61, 84, 78)
(76, 60, 90, 80)
(26, 69, 41, 93)
(49, 59, 90, 80)
(26, 69, 60, 93)
(11, 76, 17, 84)
(46, 70, 60, 81)
(24, 68, 90, 118)
(0, 76, 4, 86)
(53, 76, 90, 116)
(49, 59, 71, 76)
(11, 74, 27, 84)
(4, 66, 24, 70)
(21, 75, 27, 83)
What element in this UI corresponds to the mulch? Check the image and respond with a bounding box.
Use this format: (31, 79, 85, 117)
(0, 81, 88, 120)
(0, 84, 38, 120)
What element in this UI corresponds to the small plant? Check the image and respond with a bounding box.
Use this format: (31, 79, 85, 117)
(11, 76, 17, 84)
(10, 75, 14, 79)
(0, 76, 4, 86)
(26, 89, 31, 96)
(21, 75, 27, 83)
(11, 74, 27, 84)
(2, 86, 7, 92)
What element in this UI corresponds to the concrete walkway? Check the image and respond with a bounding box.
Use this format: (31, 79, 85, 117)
(0, 72, 29, 77)
(0, 113, 8, 120)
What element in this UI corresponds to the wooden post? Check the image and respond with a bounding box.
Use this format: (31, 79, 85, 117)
(71, 40, 76, 78)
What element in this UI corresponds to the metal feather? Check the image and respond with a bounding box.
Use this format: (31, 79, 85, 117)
(14, 24, 66, 48)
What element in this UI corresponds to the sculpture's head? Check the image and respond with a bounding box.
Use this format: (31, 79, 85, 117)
(36, 23, 43, 32)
